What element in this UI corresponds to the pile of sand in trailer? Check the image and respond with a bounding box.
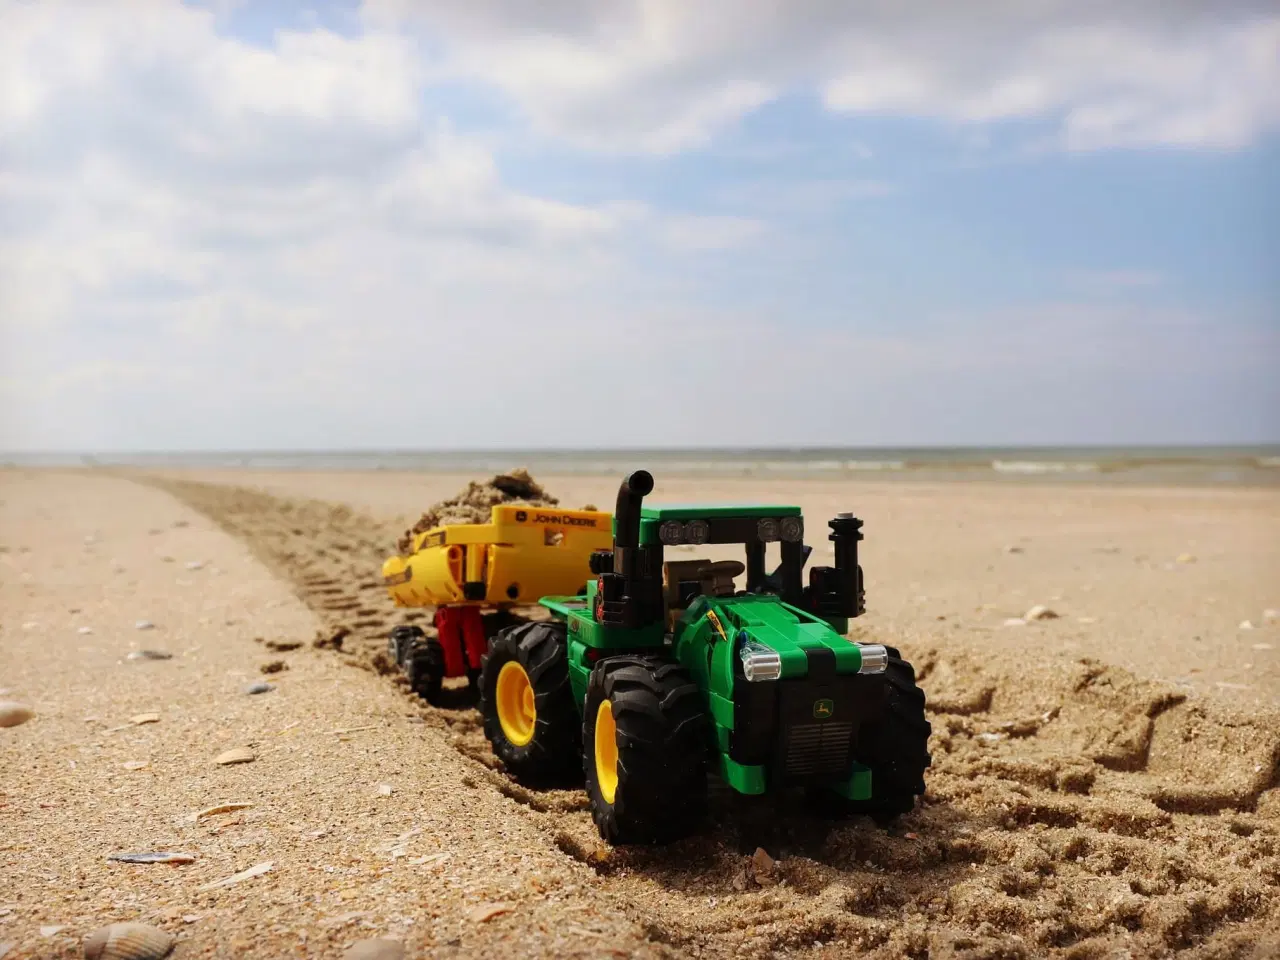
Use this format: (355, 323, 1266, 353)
(397, 468, 585, 554)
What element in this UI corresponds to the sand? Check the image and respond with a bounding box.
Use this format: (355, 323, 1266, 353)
(394, 469, 566, 556)
(2, 467, 1279, 959)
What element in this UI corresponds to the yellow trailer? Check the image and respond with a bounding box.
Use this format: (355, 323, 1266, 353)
(381, 504, 614, 703)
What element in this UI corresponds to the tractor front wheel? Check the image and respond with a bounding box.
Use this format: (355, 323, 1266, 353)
(583, 656, 711, 845)
(479, 621, 580, 783)
(811, 646, 931, 822)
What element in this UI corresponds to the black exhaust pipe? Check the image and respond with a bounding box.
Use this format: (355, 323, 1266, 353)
(612, 469, 653, 575)
(596, 469, 658, 628)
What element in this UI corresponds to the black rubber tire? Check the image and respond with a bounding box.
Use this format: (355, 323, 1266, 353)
(479, 621, 580, 783)
(583, 656, 712, 845)
(388, 625, 424, 667)
(404, 635, 445, 705)
(811, 646, 931, 821)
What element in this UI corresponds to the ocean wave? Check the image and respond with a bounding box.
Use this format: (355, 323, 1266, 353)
(1258, 457, 1280, 468)
(845, 460, 907, 471)
(991, 460, 1100, 474)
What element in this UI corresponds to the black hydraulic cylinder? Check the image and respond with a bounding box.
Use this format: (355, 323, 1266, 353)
(828, 513, 864, 616)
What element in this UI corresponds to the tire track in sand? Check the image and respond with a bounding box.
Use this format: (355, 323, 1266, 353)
(145, 477, 1280, 959)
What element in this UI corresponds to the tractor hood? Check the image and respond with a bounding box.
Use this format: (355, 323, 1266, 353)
(682, 593, 886, 681)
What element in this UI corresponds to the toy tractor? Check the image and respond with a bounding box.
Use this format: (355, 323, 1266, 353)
(478, 470, 931, 844)
(382, 504, 613, 704)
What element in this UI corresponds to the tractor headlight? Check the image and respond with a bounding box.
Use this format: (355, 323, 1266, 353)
(857, 643, 889, 674)
(685, 518, 710, 544)
(757, 518, 779, 542)
(780, 516, 803, 542)
(739, 639, 782, 682)
(659, 520, 685, 545)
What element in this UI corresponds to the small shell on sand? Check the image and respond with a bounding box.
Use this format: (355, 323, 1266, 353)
(127, 650, 172, 661)
(214, 747, 255, 765)
(108, 851, 196, 865)
(83, 922, 175, 960)
(197, 860, 273, 891)
(468, 902, 512, 924)
(343, 940, 406, 960)
(121, 760, 149, 771)
(0, 702, 34, 728)
(243, 682, 274, 695)
(135, 620, 155, 630)
(78, 626, 94, 635)
(130, 713, 160, 725)
(195, 802, 254, 820)
(1025, 605, 1059, 621)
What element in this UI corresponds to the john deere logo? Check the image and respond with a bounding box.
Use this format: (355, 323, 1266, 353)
(813, 699, 834, 720)
(515, 510, 528, 522)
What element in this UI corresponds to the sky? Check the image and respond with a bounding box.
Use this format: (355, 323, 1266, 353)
(0, 0, 1277, 452)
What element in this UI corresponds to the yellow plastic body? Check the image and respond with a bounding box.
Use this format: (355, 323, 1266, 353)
(382, 504, 613, 609)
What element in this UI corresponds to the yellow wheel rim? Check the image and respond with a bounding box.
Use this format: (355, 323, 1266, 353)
(594, 699, 618, 804)
(496, 661, 536, 747)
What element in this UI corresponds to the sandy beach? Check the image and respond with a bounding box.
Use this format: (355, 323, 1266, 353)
(3, 467, 1279, 959)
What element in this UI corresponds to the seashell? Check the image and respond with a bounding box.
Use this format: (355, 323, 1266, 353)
(243, 682, 273, 695)
(197, 860, 272, 891)
(127, 650, 172, 661)
(135, 620, 155, 630)
(214, 747, 255, 765)
(78, 626, 94, 635)
(107, 851, 196, 864)
(130, 713, 160, 725)
(0, 701, 34, 728)
(194, 802, 254, 820)
(184, 561, 204, 570)
(1024, 605, 1059, 621)
(343, 939, 406, 960)
(83, 922, 175, 960)
(467, 902, 512, 924)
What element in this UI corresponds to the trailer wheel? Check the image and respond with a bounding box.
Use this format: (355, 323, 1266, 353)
(480, 621, 579, 783)
(810, 646, 931, 821)
(404, 635, 445, 705)
(584, 656, 711, 845)
(388, 625, 423, 667)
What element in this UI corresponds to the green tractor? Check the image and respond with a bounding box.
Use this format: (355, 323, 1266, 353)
(479, 470, 930, 844)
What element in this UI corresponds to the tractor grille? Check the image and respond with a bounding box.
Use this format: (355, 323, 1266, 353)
(783, 722, 854, 778)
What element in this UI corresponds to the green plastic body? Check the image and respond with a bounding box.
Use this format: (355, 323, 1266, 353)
(539, 502, 875, 799)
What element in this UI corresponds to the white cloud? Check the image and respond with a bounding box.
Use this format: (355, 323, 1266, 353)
(0, 1, 1275, 452)
(367, 0, 1280, 153)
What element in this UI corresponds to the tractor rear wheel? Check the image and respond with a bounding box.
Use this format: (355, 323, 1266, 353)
(404, 634, 445, 705)
(583, 656, 711, 845)
(811, 646, 930, 821)
(479, 621, 579, 783)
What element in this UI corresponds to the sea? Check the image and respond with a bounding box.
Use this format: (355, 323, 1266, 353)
(7, 446, 1280, 487)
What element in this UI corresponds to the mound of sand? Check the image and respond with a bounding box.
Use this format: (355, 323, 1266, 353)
(396, 468, 560, 554)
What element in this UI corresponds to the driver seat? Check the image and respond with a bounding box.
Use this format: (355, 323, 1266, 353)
(662, 559, 746, 627)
